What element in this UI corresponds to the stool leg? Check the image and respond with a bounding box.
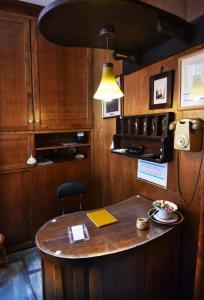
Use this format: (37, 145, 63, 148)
(80, 194, 83, 211)
(0, 234, 9, 268)
(2, 246, 9, 268)
(61, 197, 65, 215)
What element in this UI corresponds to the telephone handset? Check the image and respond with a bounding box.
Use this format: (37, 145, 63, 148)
(169, 119, 201, 131)
(169, 119, 203, 151)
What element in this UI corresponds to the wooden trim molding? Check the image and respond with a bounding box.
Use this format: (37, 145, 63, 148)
(0, 0, 42, 17)
(193, 163, 204, 300)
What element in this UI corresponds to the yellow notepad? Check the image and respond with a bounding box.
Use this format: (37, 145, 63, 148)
(87, 209, 118, 227)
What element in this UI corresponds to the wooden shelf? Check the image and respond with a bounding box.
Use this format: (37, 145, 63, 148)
(36, 143, 91, 151)
(36, 157, 90, 168)
(112, 112, 174, 163)
(111, 150, 162, 163)
(34, 131, 91, 165)
(115, 134, 162, 140)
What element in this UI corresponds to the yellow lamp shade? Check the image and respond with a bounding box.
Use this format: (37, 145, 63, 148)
(94, 63, 124, 101)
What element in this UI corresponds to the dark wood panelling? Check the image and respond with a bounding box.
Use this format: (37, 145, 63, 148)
(193, 164, 204, 300)
(31, 162, 91, 238)
(92, 49, 121, 207)
(186, 0, 204, 21)
(36, 32, 92, 130)
(0, 11, 33, 131)
(93, 44, 204, 300)
(144, 0, 186, 18)
(0, 134, 30, 172)
(0, 170, 31, 247)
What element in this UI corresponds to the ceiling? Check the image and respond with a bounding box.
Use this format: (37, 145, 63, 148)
(18, 0, 53, 6)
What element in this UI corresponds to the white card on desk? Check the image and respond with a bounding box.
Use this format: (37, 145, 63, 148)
(71, 224, 85, 241)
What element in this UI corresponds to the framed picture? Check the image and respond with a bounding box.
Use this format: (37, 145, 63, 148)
(149, 70, 174, 109)
(102, 75, 123, 118)
(179, 48, 204, 110)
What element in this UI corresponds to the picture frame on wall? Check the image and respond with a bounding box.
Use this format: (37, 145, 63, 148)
(178, 48, 204, 110)
(102, 75, 123, 118)
(149, 70, 174, 109)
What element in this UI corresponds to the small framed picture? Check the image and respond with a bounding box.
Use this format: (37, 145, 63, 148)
(102, 75, 123, 118)
(179, 48, 204, 110)
(149, 70, 174, 109)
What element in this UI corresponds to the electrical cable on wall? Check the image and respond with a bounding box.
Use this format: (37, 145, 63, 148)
(177, 128, 204, 206)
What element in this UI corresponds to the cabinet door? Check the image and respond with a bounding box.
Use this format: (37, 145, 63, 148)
(0, 170, 31, 248)
(0, 134, 31, 172)
(35, 32, 92, 130)
(0, 11, 33, 131)
(31, 162, 90, 237)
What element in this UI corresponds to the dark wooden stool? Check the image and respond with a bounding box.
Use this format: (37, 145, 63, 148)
(0, 234, 9, 268)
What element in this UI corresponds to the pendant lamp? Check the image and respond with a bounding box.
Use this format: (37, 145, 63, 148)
(93, 27, 124, 102)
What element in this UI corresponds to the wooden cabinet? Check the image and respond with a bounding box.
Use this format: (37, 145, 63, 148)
(31, 161, 91, 238)
(0, 11, 33, 131)
(0, 134, 31, 172)
(0, 170, 31, 249)
(31, 131, 92, 237)
(0, 12, 92, 132)
(35, 33, 92, 130)
(0, 158, 91, 249)
(0, 133, 32, 250)
(0, 9, 92, 251)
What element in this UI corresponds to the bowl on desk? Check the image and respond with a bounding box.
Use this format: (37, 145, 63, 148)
(153, 200, 178, 220)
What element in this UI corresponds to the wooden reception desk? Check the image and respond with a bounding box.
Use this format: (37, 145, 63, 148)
(36, 196, 182, 300)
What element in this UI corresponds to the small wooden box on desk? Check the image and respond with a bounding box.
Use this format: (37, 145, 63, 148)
(112, 112, 174, 163)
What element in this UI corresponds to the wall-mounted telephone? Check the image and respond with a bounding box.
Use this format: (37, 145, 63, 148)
(169, 119, 203, 151)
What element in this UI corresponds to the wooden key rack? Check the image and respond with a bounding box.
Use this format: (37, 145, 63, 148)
(112, 112, 174, 163)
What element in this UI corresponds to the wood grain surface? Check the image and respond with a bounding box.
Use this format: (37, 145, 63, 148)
(36, 196, 179, 259)
(0, 170, 31, 247)
(92, 3, 204, 299)
(36, 196, 182, 300)
(36, 32, 92, 130)
(0, 11, 33, 131)
(0, 134, 30, 171)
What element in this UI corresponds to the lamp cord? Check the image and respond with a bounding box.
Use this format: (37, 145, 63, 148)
(177, 128, 204, 206)
(106, 34, 109, 63)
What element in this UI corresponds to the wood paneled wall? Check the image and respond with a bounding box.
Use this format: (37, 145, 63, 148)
(187, 0, 204, 21)
(92, 1, 204, 299)
(144, 0, 186, 18)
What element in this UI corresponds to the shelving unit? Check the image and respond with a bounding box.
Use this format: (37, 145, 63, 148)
(112, 112, 174, 163)
(36, 143, 91, 151)
(34, 131, 91, 165)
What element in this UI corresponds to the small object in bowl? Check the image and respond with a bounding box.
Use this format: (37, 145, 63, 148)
(153, 200, 178, 220)
(136, 217, 149, 230)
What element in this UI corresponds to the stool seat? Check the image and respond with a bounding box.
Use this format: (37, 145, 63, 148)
(0, 234, 5, 246)
(0, 234, 9, 268)
(57, 181, 86, 214)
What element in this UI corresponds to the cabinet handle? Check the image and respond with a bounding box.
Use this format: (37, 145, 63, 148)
(28, 119, 33, 124)
(35, 119, 40, 123)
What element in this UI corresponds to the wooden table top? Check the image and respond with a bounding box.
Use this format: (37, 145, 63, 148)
(36, 195, 177, 260)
